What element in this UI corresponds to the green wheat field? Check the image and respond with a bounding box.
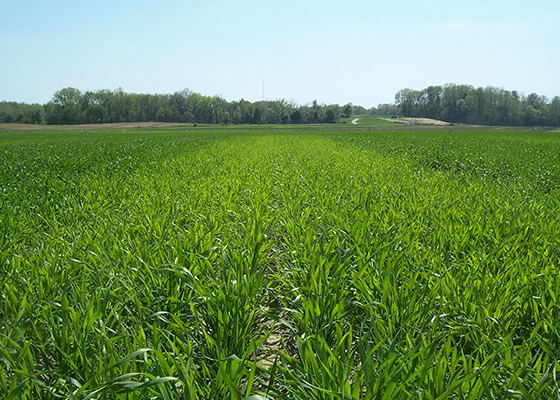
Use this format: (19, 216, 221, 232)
(1, 125, 559, 399)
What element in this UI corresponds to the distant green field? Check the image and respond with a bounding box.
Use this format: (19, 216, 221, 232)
(2, 127, 559, 399)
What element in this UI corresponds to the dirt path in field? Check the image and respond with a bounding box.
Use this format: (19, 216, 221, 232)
(351, 118, 360, 124)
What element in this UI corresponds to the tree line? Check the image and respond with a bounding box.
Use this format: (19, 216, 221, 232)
(2, 83, 559, 127)
(393, 83, 560, 127)
(0, 87, 355, 126)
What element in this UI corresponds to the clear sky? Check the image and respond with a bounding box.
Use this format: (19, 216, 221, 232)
(1, 0, 559, 108)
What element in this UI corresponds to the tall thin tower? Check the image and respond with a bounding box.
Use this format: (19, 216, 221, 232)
(262, 82, 264, 101)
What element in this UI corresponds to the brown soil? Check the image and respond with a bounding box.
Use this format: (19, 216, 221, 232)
(380, 117, 451, 126)
(0, 122, 193, 131)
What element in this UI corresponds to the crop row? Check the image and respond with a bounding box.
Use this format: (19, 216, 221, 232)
(1, 128, 559, 399)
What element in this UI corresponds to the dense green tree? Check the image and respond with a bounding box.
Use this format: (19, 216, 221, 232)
(353, 104, 367, 115)
(441, 84, 472, 123)
(3, 112, 15, 123)
(0, 101, 45, 124)
(325, 109, 335, 123)
(311, 100, 321, 123)
(422, 85, 443, 119)
(521, 104, 540, 126)
(391, 83, 560, 127)
(290, 109, 302, 124)
(52, 87, 82, 107)
(233, 99, 253, 124)
(45, 87, 83, 124)
(4, 84, 560, 127)
(267, 99, 291, 124)
(343, 103, 353, 118)
(252, 107, 261, 124)
(371, 103, 399, 116)
(169, 92, 187, 122)
(30, 106, 44, 124)
(395, 88, 416, 117)
(548, 96, 560, 127)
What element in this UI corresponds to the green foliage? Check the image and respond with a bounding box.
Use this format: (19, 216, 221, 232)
(395, 83, 560, 127)
(343, 103, 353, 118)
(0, 101, 44, 124)
(2, 88, 347, 126)
(5, 83, 560, 127)
(1, 128, 560, 398)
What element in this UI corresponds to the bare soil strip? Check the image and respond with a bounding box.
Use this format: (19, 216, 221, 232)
(0, 122, 192, 131)
(380, 117, 451, 126)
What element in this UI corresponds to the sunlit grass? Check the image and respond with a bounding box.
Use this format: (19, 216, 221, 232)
(1, 127, 559, 399)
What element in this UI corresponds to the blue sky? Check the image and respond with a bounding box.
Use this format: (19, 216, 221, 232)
(1, 0, 559, 108)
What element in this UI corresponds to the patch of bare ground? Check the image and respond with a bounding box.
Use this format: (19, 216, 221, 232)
(0, 122, 193, 131)
(380, 117, 451, 126)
